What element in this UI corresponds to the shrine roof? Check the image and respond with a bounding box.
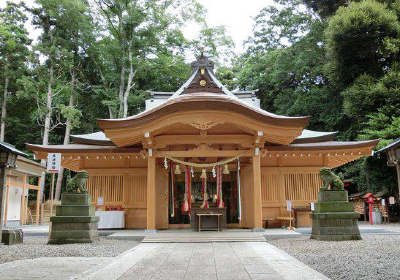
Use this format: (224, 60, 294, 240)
(70, 132, 114, 146)
(98, 54, 310, 131)
(265, 139, 379, 151)
(97, 93, 309, 130)
(69, 129, 339, 146)
(293, 129, 338, 143)
(376, 137, 400, 153)
(25, 143, 141, 153)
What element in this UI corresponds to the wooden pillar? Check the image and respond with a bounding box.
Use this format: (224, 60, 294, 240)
(36, 176, 41, 225)
(252, 155, 263, 229)
(146, 154, 156, 231)
(20, 174, 27, 225)
(3, 175, 10, 226)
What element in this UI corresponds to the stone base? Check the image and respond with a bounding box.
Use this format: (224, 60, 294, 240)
(310, 213, 361, 241)
(48, 193, 99, 244)
(2, 229, 23, 245)
(252, 227, 265, 232)
(49, 216, 100, 244)
(311, 190, 361, 241)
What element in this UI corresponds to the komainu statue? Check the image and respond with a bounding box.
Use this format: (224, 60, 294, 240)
(320, 167, 344, 191)
(66, 170, 89, 193)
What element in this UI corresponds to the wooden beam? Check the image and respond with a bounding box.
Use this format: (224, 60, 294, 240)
(154, 134, 254, 148)
(252, 155, 263, 229)
(146, 155, 156, 230)
(3, 177, 10, 226)
(20, 174, 27, 225)
(36, 176, 41, 225)
(157, 149, 251, 158)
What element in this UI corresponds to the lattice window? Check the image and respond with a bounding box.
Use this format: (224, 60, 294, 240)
(261, 173, 279, 202)
(86, 175, 124, 203)
(284, 173, 321, 201)
(127, 175, 147, 203)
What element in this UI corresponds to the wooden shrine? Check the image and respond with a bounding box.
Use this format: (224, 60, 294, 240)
(27, 54, 379, 231)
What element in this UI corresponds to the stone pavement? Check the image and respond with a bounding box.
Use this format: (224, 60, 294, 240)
(79, 242, 329, 280)
(0, 257, 111, 280)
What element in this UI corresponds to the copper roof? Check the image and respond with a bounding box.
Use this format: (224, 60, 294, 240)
(97, 93, 310, 130)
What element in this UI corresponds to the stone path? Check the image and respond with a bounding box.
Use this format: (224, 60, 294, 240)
(79, 242, 329, 280)
(0, 257, 111, 280)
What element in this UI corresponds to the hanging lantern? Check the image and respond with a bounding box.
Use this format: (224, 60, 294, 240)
(212, 166, 216, 178)
(174, 164, 181, 175)
(200, 168, 207, 179)
(223, 164, 230, 174)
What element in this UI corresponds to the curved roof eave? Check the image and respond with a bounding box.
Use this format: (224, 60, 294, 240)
(97, 93, 310, 130)
(293, 130, 338, 143)
(265, 139, 380, 151)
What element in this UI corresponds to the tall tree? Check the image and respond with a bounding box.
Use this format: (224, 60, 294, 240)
(51, 0, 93, 201)
(92, 0, 206, 118)
(324, 0, 400, 89)
(0, 2, 31, 141)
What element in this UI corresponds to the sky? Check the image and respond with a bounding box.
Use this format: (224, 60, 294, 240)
(1, 0, 274, 55)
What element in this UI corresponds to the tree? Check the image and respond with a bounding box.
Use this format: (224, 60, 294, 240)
(245, 0, 314, 53)
(92, 0, 206, 118)
(50, 0, 93, 201)
(0, 2, 31, 141)
(324, 0, 400, 88)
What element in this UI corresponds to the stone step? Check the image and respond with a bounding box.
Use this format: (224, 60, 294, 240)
(142, 237, 267, 243)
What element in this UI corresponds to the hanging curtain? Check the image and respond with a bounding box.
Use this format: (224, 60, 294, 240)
(237, 159, 241, 221)
(181, 165, 189, 213)
(186, 165, 192, 218)
(169, 161, 175, 217)
(217, 166, 224, 208)
(200, 175, 209, 208)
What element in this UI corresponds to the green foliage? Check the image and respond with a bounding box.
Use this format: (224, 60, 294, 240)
(0, 1, 31, 139)
(237, 0, 400, 195)
(246, 0, 314, 52)
(325, 0, 400, 88)
(301, 0, 349, 18)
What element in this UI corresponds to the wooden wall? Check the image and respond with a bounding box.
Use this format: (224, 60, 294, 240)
(260, 167, 322, 227)
(85, 169, 147, 228)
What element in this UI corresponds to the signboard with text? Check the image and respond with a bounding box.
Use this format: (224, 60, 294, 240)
(286, 200, 292, 211)
(47, 153, 61, 173)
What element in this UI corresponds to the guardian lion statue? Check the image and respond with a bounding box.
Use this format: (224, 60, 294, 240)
(66, 170, 89, 193)
(320, 167, 344, 191)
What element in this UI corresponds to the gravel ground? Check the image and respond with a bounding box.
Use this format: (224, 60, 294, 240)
(359, 221, 400, 233)
(0, 236, 138, 265)
(270, 235, 400, 280)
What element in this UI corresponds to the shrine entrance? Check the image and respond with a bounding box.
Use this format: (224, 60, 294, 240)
(168, 169, 239, 227)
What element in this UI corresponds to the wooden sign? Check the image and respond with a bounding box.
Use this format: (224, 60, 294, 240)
(47, 153, 61, 173)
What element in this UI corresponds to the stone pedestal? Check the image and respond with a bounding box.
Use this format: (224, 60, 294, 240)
(2, 229, 23, 245)
(48, 193, 99, 244)
(310, 190, 361, 241)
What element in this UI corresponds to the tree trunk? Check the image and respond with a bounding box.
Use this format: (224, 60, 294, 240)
(118, 42, 126, 118)
(0, 77, 9, 141)
(54, 69, 76, 201)
(39, 63, 54, 201)
(123, 44, 136, 118)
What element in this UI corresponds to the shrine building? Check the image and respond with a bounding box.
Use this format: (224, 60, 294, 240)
(27, 54, 378, 231)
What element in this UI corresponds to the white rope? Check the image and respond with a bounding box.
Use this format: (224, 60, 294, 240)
(156, 149, 252, 168)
